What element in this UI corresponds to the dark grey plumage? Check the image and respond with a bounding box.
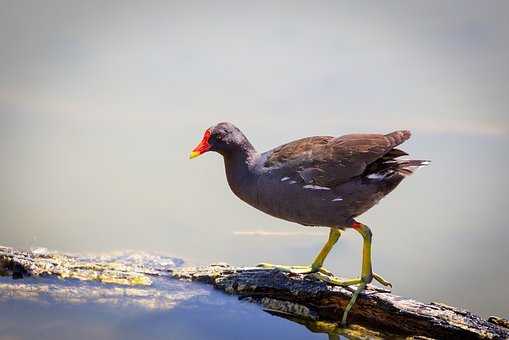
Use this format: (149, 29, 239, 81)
(205, 122, 429, 228)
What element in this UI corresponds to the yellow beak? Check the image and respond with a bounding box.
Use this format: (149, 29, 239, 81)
(189, 151, 201, 159)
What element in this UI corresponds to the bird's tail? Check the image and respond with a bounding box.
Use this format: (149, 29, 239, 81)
(394, 159, 431, 176)
(366, 159, 430, 180)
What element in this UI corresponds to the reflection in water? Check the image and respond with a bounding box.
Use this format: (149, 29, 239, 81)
(268, 311, 390, 340)
(0, 277, 210, 310)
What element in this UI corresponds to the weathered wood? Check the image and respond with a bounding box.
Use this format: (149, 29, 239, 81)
(171, 264, 509, 339)
(1, 246, 507, 339)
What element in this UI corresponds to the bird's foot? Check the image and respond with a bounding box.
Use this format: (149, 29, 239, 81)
(309, 271, 391, 326)
(258, 262, 392, 326)
(256, 263, 332, 275)
(310, 271, 392, 288)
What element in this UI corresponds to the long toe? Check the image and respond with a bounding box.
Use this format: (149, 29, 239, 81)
(309, 272, 390, 325)
(311, 272, 364, 286)
(256, 263, 337, 275)
(256, 263, 319, 274)
(372, 273, 392, 288)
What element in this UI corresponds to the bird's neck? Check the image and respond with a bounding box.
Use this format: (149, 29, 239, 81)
(223, 142, 259, 202)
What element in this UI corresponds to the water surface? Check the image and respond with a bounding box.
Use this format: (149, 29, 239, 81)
(0, 252, 369, 340)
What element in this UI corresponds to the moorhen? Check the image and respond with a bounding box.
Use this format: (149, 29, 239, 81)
(190, 122, 429, 325)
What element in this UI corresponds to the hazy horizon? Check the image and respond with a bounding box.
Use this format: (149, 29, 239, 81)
(1, 1, 508, 318)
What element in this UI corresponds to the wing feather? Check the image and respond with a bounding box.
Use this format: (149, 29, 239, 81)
(264, 131, 411, 186)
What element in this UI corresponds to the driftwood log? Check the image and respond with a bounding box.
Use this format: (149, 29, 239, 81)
(1, 246, 507, 339)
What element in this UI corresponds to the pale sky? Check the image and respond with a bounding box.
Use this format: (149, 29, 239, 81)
(1, 1, 508, 317)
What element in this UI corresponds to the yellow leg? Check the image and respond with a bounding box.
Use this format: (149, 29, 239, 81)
(307, 222, 391, 325)
(258, 228, 342, 275)
(339, 222, 391, 326)
(310, 224, 390, 286)
(310, 228, 342, 271)
(257, 223, 391, 326)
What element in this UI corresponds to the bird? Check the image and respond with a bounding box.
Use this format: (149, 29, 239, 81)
(189, 122, 429, 325)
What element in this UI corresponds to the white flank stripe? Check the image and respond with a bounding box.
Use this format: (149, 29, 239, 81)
(367, 173, 385, 180)
(303, 184, 331, 190)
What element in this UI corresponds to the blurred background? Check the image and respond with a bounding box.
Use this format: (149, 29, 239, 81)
(1, 0, 508, 318)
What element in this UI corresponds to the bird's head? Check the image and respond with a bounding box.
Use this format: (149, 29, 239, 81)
(189, 122, 249, 159)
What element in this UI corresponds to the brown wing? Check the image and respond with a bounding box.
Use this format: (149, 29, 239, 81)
(264, 130, 411, 186)
(264, 136, 333, 166)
